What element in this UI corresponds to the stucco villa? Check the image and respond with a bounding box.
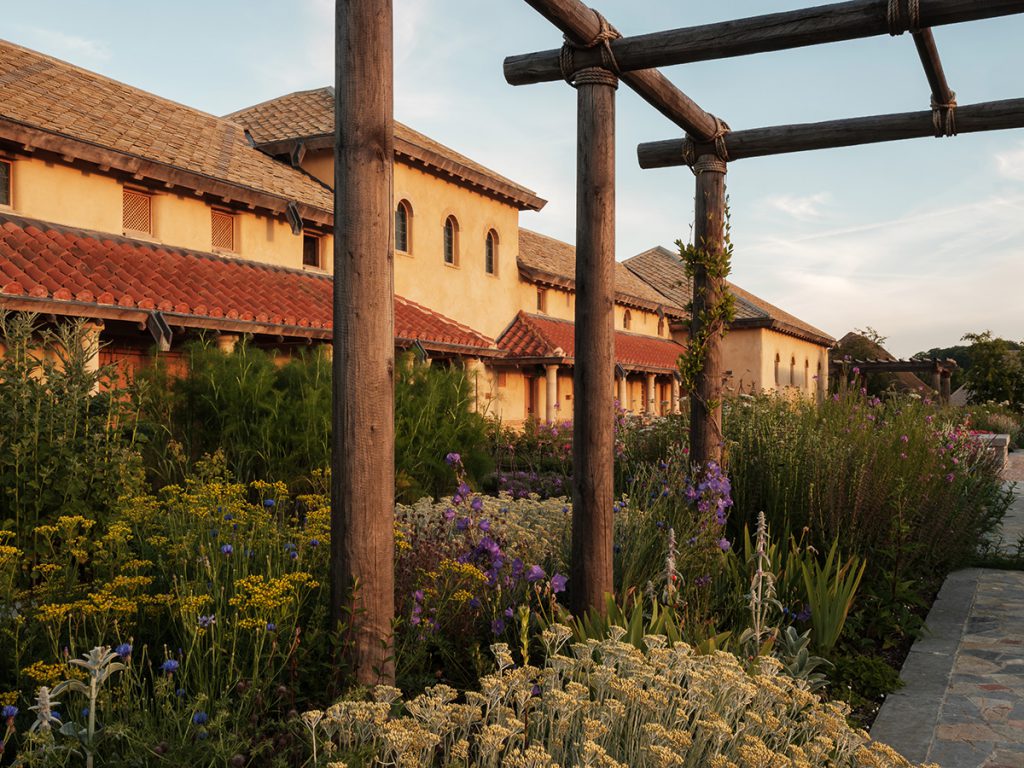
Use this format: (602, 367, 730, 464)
(0, 40, 832, 424)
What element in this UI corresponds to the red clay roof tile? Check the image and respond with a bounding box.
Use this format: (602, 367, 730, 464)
(0, 213, 497, 356)
(498, 311, 685, 373)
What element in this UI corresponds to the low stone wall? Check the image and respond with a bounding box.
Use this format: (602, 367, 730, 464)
(972, 432, 1010, 469)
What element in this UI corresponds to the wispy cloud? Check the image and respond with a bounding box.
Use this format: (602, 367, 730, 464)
(16, 27, 110, 63)
(762, 192, 831, 220)
(739, 193, 1024, 355)
(995, 142, 1024, 181)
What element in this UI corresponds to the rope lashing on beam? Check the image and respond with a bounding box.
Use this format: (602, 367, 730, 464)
(887, 0, 922, 35)
(680, 115, 732, 170)
(931, 91, 958, 136)
(559, 9, 622, 85)
(693, 155, 727, 175)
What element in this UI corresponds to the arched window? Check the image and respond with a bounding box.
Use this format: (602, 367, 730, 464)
(774, 354, 780, 387)
(443, 216, 459, 265)
(485, 230, 498, 275)
(395, 200, 412, 253)
(790, 356, 796, 386)
(623, 310, 632, 330)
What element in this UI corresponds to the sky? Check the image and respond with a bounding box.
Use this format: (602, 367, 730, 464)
(5, 1, 1024, 357)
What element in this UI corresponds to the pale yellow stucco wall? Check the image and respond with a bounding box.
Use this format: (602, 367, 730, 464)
(5, 155, 331, 272)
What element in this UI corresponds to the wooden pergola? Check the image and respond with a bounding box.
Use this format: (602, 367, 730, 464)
(831, 357, 959, 403)
(331, 0, 1024, 681)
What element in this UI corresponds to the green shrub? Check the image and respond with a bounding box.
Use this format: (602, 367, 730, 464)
(0, 312, 145, 536)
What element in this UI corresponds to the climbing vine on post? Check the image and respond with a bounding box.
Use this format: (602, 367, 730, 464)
(681, 159, 733, 468)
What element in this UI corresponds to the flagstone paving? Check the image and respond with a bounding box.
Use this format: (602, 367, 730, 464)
(871, 455, 1024, 767)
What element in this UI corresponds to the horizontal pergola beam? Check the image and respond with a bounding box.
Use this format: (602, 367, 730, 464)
(505, 0, 1024, 85)
(637, 98, 1024, 167)
(514, 0, 724, 140)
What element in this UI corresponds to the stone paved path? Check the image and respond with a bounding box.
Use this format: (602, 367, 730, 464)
(871, 457, 1024, 767)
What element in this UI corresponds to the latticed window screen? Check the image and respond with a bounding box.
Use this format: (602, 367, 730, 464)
(122, 189, 151, 234)
(0, 161, 10, 206)
(211, 210, 235, 251)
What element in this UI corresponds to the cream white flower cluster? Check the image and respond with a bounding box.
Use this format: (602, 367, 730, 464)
(307, 626, 936, 768)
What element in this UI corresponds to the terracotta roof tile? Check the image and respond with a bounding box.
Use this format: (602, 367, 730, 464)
(0, 213, 496, 355)
(517, 229, 681, 313)
(498, 311, 685, 373)
(0, 41, 333, 212)
(624, 246, 834, 345)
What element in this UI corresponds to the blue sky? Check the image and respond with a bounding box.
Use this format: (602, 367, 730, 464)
(6, 1, 1024, 356)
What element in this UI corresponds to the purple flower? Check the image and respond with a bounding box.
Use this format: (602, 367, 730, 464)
(220, 544, 233, 556)
(550, 573, 568, 594)
(456, 517, 470, 532)
(492, 618, 506, 635)
(469, 598, 482, 610)
(526, 565, 546, 583)
(443, 507, 456, 521)
(478, 519, 491, 532)
(445, 452, 462, 466)
(192, 711, 208, 725)
(505, 607, 514, 619)
(266, 622, 276, 632)
(161, 659, 179, 675)
(470, 497, 484, 512)
(115, 643, 132, 659)
(717, 538, 731, 552)
(264, 498, 275, 508)
(2, 705, 17, 720)
(198, 614, 216, 629)
(414, 590, 425, 603)
(309, 539, 320, 548)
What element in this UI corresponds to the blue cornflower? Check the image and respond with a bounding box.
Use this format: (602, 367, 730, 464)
(2, 705, 17, 720)
(220, 544, 233, 556)
(192, 711, 209, 725)
(309, 538, 320, 548)
(197, 614, 216, 629)
(223, 512, 234, 521)
(161, 659, 179, 674)
(115, 643, 132, 658)
(266, 622, 276, 632)
(81, 707, 90, 719)
(289, 550, 298, 560)
(264, 498, 276, 508)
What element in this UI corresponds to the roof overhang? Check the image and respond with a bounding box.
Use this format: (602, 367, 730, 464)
(517, 263, 687, 318)
(254, 133, 548, 212)
(0, 118, 333, 226)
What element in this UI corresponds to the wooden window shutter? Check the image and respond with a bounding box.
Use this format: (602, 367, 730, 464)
(0, 161, 10, 206)
(122, 189, 152, 234)
(211, 210, 235, 251)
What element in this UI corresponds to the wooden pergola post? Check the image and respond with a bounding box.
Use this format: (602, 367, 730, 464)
(689, 155, 727, 467)
(331, 0, 396, 685)
(571, 65, 617, 617)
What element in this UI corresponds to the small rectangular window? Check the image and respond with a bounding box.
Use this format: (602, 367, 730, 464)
(497, 371, 508, 388)
(536, 288, 547, 313)
(211, 210, 235, 251)
(122, 188, 152, 234)
(303, 234, 321, 267)
(0, 160, 10, 207)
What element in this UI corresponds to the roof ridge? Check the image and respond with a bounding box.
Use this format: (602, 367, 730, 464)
(223, 86, 335, 120)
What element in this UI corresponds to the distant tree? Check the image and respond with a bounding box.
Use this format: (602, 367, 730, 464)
(830, 331, 901, 396)
(854, 326, 888, 346)
(961, 331, 1024, 410)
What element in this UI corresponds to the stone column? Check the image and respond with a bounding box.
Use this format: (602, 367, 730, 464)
(545, 363, 559, 423)
(217, 333, 240, 354)
(466, 357, 489, 414)
(671, 377, 681, 415)
(618, 372, 629, 413)
(645, 373, 657, 416)
(82, 322, 103, 392)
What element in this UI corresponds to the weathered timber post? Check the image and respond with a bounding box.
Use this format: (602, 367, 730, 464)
(332, 0, 396, 685)
(940, 370, 952, 405)
(689, 155, 727, 467)
(571, 66, 617, 618)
